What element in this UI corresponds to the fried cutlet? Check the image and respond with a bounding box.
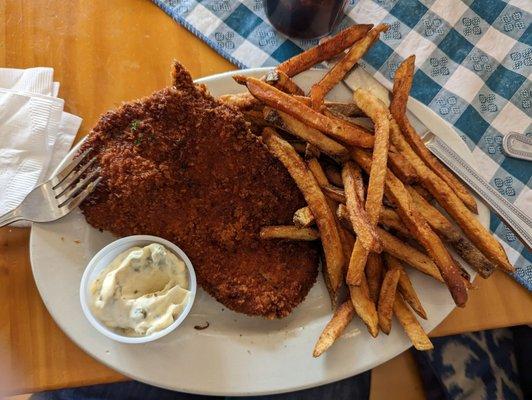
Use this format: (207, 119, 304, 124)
(79, 62, 319, 318)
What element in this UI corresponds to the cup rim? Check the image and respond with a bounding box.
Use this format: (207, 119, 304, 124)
(79, 235, 197, 344)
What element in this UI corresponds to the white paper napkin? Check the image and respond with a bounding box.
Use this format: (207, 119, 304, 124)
(0, 67, 81, 227)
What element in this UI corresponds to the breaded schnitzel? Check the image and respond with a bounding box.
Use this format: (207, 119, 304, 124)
(80, 62, 319, 318)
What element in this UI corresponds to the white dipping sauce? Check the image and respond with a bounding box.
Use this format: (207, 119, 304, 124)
(90, 243, 190, 336)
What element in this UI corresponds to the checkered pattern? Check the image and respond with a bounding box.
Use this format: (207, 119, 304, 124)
(153, 0, 532, 290)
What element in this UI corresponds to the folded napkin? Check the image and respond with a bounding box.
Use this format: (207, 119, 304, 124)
(153, 0, 531, 289)
(0, 67, 81, 227)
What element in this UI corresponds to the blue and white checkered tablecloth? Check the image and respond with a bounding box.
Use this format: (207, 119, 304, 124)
(153, 0, 531, 290)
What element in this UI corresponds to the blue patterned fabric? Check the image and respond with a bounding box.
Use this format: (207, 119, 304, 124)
(152, 0, 532, 290)
(413, 328, 526, 400)
(30, 372, 370, 399)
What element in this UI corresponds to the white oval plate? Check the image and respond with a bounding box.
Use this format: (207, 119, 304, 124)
(30, 68, 489, 396)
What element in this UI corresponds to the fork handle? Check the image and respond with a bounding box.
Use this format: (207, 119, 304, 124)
(0, 210, 22, 227)
(427, 135, 532, 251)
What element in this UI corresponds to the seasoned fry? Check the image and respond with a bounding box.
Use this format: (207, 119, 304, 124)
(313, 301, 355, 357)
(322, 185, 346, 204)
(218, 92, 260, 110)
(310, 24, 389, 109)
(394, 296, 433, 351)
(347, 89, 390, 286)
(366, 253, 384, 303)
(388, 148, 418, 184)
(378, 228, 443, 282)
(293, 206, 315, 228)
(397, 266, 427, 319)
(339, 227, 356, 264)
(277, 24, 373, 77)
(262, 129, 345, 293)
(352, 148, 468, 307)
(350, 276, 379, 337)
(324, 164, 344, 187)
(326, 102, 365, 118)
(391, 56, 477, 213)
(264, 69, 304, 95)
(380, 207, 411, 237)
(407, 187, 494, 278)
(378, 254, 402, 334)
(293, 96, 365, 117)
(322, 108, 372, 132)
(389, 120, 513, 273)
(260, 225, 320, 241)
(342, 161, 382, 252)
(234, 76, 375, 147)
(307, 158, 329, 187)
(337, 204, 443, 282)
(263, 108, 350, 160)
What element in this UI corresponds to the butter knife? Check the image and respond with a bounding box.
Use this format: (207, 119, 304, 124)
(340, 73, 532, 251)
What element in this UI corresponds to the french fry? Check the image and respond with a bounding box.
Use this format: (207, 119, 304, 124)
(324, 164, 344, 187)
(394, 296, 433, 351)
(307, 158, 329, 187)
(378, 254, 402, 334)
(350, 276, 379, 337)
(310, 24, 389, 109)
(366, 253, 384, 303)
(322, 108, 372, 133)
(390, 56, 477, 213)
(264, 69, 304, 95)
(380, 207, 411, 237)
(306, 159, 353, 298)
(388, 120, 513, 273)
(322, 185, 346, 204)
(292, 96, 365, 117)
(277, 24, 373, 77)
(342, 161, 382, 252)
(234, 76, 375, 147)
(263, 108, 350, 160)
(262, 129, 345, 294)
(347, 89, 390, 286)
(325, 102, 365, 118)
(293, 206, 315, 228)
(337, 204, 443, 282)
(388, 148, 418, 184)
(260, 225, 320, 241)
(313, 300, 355, 357)
(352, 148, 468, 307)
(218, 92, 260, 110)
(320, 251, 343, 310)
(378, 228, 443, 282)
(397, 265, 427, 319)
(339, 227, 356, 264)
(407, 187, 494, 278)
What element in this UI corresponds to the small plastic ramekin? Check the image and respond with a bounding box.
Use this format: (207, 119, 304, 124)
(80, 235, 197, 344)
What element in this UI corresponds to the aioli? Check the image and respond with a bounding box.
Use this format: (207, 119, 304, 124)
(90, 243, 190, 336)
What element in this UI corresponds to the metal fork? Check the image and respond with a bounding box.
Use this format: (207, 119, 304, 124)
(0, 149, 101, 227)
(422, 132, 532, 251)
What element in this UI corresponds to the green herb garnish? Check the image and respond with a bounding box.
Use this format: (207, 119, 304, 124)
(134, 134, 143, 146)
(130, 119, 141, 132)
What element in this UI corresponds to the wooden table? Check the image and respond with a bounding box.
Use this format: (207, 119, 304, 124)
(1, 1, 531, 398)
